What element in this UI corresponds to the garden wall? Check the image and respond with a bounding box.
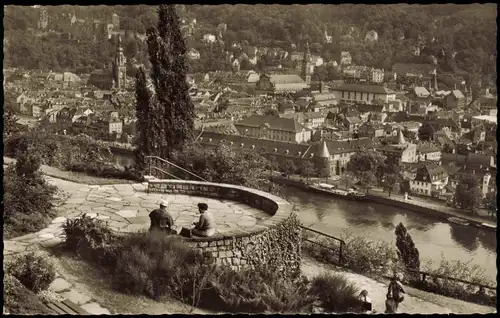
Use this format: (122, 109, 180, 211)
(147, 180, 301, 278)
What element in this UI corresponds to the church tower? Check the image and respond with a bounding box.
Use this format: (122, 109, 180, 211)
(113, 35, 127, 90)
(301, 42, 312, 86)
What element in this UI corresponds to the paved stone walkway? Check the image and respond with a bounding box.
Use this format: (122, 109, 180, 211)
(301, 257, 496, 314)
(5, 176, 271, 257)
(4, 175, 272, 315)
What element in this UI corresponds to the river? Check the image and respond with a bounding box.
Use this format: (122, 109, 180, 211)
(281, 187, 497, 282)
(109, 152, 497, 281)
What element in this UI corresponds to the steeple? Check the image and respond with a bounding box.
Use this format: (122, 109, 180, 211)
(302, 41, 311, 86)
(113, 34, 127, 90)
(317, 140, 331, 158)
(397, 129, 406, 145)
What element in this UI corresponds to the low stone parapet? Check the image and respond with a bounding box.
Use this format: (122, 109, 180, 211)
(147, 179, 301, 278)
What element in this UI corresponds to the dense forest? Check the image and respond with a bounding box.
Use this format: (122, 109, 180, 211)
(4, 4, 497, 86)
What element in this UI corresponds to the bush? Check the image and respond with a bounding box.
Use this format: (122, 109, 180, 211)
(112, 231, 206, 302)
(3, 154, 58, 238)
(66, 162, 143, 181)
(414, 257, 497, 306)
(62, 214, 119, 267)
(5, 251, 57, 293)
(303, 230, 402, 275)
(205, 266, 316, 313)
(3, 274, 53, 315)
(309, 273, 361, 313)
(37, 289, 65, 303)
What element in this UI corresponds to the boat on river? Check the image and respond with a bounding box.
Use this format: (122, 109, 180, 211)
(447, 216, 470, 226)
(480, 222, 497, 230)
(308, 183, 366, 201)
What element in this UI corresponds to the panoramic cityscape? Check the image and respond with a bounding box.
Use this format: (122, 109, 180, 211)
(3, 4, 497, 315)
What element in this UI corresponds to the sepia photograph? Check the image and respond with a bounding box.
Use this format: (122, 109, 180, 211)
(2, 3, 497, 315)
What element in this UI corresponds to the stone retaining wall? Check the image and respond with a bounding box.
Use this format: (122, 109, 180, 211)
(148, 180, 301, 278)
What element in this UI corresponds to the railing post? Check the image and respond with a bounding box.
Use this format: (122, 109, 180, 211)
(339, 241, 344, 265)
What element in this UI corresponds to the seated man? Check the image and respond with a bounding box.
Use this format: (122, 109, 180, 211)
(149, 200, 175, 233)
(192, 202, 216, 237)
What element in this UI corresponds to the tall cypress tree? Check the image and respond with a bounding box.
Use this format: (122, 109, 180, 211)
(395, 222, 420, 272)
(134, 67, 155, 170)
(141, 4, 194, 160)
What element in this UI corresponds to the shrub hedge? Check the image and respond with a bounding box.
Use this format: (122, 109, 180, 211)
(309, 273, 361, 313)
(204, 265, 316, 313)
(62, 214, 120, 267)
(4, 129, 143, 182)
(62, 215, 362, 313)
(3, 274, 53, 315)
(3, 155, 58, 239)
(5, 251, 57, 293)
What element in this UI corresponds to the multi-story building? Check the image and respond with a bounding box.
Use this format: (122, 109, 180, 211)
(303, 112, 326, 129)
(194, 131, 374, 177)
(234, 115, 311, 143)
(416, 144, 442, 162)
(409, 162, 449, 197)
(255, 74, 307, 94)
(445, 90, 466, 109)
(379, 130, 418, 163)
(331, 83, 396, 104)
(478, 96, 497, 115)
(370, 68, 385, 84)
(340, 52, 352, 66)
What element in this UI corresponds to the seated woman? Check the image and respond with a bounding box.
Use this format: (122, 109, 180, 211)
(192, 202, 216, 237)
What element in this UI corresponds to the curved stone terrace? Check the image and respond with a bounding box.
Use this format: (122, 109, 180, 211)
(5, 176, 289, 256)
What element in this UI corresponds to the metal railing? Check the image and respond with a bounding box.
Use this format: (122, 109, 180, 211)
(406, 269, 496, 291)
(145, 155, 208, 182)
(301, 226, 495, 299)
(300, 225, 345, 266)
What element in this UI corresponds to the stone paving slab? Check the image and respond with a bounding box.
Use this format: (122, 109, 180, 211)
(80, 302, 111, 315)
(60, 289, 93, 305)
(49, 278, 73, 293)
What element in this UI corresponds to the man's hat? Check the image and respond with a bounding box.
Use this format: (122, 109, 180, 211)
(197, 202, 208, 211)
(159, 200, 169, 207)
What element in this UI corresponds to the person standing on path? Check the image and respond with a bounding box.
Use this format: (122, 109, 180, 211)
(192, 203, 216, 237)
(149, 200, 175, 233)
(386, 274, 406, 313)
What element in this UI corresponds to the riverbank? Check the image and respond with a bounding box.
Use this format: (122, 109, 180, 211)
(271, 176, 496, 232)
